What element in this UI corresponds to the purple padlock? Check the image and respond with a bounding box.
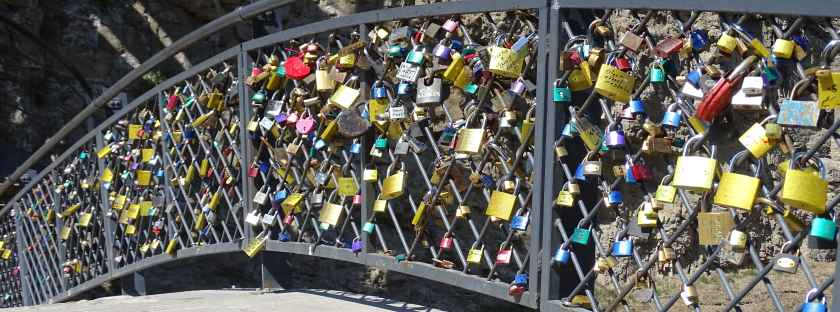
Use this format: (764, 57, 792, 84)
(351, 239, 363, 253)
(275, 113, 287, 124)
(129, 162, 139, 170)
(509, 78, 526, 95)
(606, 130, 626, 148)
(434, 42, 451, 60)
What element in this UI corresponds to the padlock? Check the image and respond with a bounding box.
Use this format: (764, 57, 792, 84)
(672, 136, 717, 192)
(695, 56, 757, 122)
(728, 229, 748, 250)
(553, 246, 571, 265)
(680, 284, 699, 305)
(486, 190, 516, 221)
(328, 76, 361, 109)
(810, 217, 836, 241)
(416, 77, 443, 106)
(314, 57, 334, 92)
(619, 31, 643, 52)
(780, 153, 827, 214)
(714, 151, 761, 211)
(594, 64, 635, 103)
(716, 32, 737, 54)
(552, 79, 571, 102)
(606, 191, 623, 207)
(511, 215, 528, 231)
(605, 123, 625, 149)
(380, 163, 405, 200)
(433, 39, 451, 60)
(495, 245, 512, 265)
(554, 182, 576, 208)
(731, 76, 764, 111)
(570, 226, 591, 245)
(568, 61, 593, 91)
(772, 38, 795, 59)
(467, 244, 484, 265)
(802, 290, 827, 312)
(488, 46, 524, 78)
(611, 239, 633, 257)
(661, 104, 682, 128)
(738, 121, 775, 159)
(655, 37, 684, 57)
(454, 116, 486, 155)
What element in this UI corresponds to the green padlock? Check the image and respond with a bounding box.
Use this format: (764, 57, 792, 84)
(251, 90, 267, 104)
(363, 222, 375, 234)
(810, 217, 837, 241)
(375, 137, 388, 149)
(388, 45, 403, 57)
(650, 66, 665, 83)
(571, 226, 591, 245)
(553, 79, 571, 102)
(406, 47, 426, 65)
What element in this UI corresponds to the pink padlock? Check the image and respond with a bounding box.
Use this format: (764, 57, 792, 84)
(442, 19, 459, 32)
(285, 112, 299, 125)
(296, 114, 316, 134)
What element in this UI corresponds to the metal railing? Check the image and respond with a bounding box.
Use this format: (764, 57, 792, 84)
(1, 1, 839, 311)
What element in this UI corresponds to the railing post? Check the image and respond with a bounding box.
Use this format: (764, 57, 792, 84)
(14, 209, 33, 306)
(532, 2, 550, 306)
(120, 271, 146, 296)
(358, 22, 371, 255)
(238, 46, 255, 246)
(540, 2, 561, 309)
(95, 116, 116, 277)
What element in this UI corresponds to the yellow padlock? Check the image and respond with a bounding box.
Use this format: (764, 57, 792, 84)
(738, 122, 774, 158)
(315, 57, 334, 91)
(319, 197, 344, 226)
(380, 163, 405, 200)
(672, 136, 717, 192)
(780, 153, 827, 214)
(554, 182, 575, 207)
(455, 116, 486, 155)
(816, 69, 840, 109)
(487, 46, 524, 78)
(467, 245, 484, 265)
(716, 32, 738, 54)
(655, 175, 677, 204)
(485, 190, 516, 221)
(328, 76, 360, 109)
(442, 52, 464, 82)
(714, 151, 760, 211)
(594, 64, 635, 103)
(568, 61, 593, 91)
(772, 39, 795, 59)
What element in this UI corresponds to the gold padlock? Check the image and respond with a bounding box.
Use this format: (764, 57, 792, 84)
(772, 38, 795, 59)
(319, 195, 344, 227)
(454, 118, 486, 155)
(672, 136, 717, 192)
(328, 76, 360, 109)
(555, 182, 575, 208)
(714, 152, 760, 211)
(373, 199, 387, 214)
(780, 153, 827, 214)
(568, 61, 593, 91)
(655, 175, 677, 204)
(315, 57, 334, 91)
(486, 191, 516, 221)
(488, 46, 524, 78)
(738, 122, 774, 158)
(716, 32, 738, 54)
(380, 163, 405, 200)
(594, 64, 635, 103)
(443, 52, 464, 81)
(467, 244, 484, 265)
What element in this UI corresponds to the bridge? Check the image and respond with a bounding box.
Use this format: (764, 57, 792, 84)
(0, 0, 838, 311)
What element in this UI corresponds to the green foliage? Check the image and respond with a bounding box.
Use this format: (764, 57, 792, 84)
(141, 70, 166, 88)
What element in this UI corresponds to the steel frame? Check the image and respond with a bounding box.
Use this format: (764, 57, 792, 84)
(1, 1, 839, 311)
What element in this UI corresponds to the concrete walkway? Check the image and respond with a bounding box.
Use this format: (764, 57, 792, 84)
(7, 289, 444, 312)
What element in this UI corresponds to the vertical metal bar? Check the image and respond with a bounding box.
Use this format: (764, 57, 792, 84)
(540, 1, 561, 308)
(238, 45, 255, 244)
(834, 239, 840, 309)
(358, 22, 371, 254)
(95, 128, 116, 275)
(47, 182, 67, 293)
(120, 271, 146, 296)
(14, 209, 33, 306)
(532, 2, 550, 304)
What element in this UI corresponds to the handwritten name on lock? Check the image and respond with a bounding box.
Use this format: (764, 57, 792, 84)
(697, 212, 734, 246)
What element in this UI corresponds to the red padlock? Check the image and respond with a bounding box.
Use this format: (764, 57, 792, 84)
(569, 51, 582, 65)
(508, 285, 526, 296)
(352, 194, 362, 205)
(248, 166, 259, 178)
(655, 37, 684, 58)
(615, 58, 632, 71)
(631, 163, 652, 182)
(496, 248, 512, 265)
(695, 56, 756, 122)
(283, 214, 294, 225)
(166, 94, 179, 110)
(284, 55, 311, 80)
(250, 67, 263, 78)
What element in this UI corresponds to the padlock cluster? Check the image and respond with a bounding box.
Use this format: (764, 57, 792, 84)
(242, 12, 540, 291)
(0, 214, 22, 308)
(547, 9, 838, 311)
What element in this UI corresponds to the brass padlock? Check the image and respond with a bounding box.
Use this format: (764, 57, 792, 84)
(328, 76, 360, 110)
(380, 162, 405, 200)
(780, 153, 828, 214)
(672, 136, 717, 192)
(554, 182, 575, 208)
(486, 190, 516, 221)
(714, 151, 761, 211)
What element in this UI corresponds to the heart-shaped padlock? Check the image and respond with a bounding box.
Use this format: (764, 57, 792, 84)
(296, 114, 316, 134)
(284, 55, 311, 80)
(336, 109, 370, 138)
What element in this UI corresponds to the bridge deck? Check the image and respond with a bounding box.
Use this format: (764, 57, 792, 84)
(6, 289, 441, 312)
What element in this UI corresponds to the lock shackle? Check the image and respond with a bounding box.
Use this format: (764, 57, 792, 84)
(564, 35, 589, 51)
(759, 115, 777, 126)
(681, 134, 715, 158)
(725, 22, 755, 41)
(385, 160, 403, 176)
(804, 288, 825, 304)
(789, 77, 813, 100)
(726, 55, 757, 81)
(789, 152, 827, 178)
(343, 75, 360, 89)
(728, 150, 763, 178)
(820, 39, 840, 68)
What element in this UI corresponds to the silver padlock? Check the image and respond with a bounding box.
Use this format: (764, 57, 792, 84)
(416, 78, 443, 106)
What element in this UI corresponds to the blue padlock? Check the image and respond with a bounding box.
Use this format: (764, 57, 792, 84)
(662, 110, 682, 128)
(612, 239, 633, 257)
(511, 215, 528, 231)
(259, 162, 270, 174)
(574, 164, 587, 182)
(625, 164, 637, 184)
(350, 143, 362, 154)
(562, 123, 577, 137)
(802, 291, 827, 312)
(480, 174, 495, 189)
(273, 189, 288, 202)
(686, 70, 702, 88)
(397, 82, 413, 96)
(690, 30, 708, 51)
(553, 247, 571, 265)
(607, 191, 623, 206)
(371, 86, 388, 99)
(314, 139, 327, 150)
(279, 232, 290, 242)
(629, 99, 645, 116)
(513, 273, 528, 286)
(156, 169, 165, 177)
